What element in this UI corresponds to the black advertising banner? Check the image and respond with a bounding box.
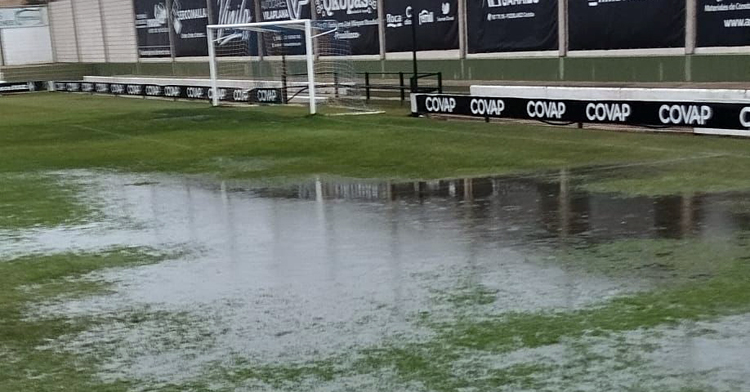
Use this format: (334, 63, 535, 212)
(260, 0, 311, 21)
(467, 0, 558, 53)
(134, 0, 260, 57)
(385, 0, 458, 52)
(313, 0, 380, 55)
(258, 0, 312, 55)
(213, 0, 259, 56)
(0, 81, 45, 94)
(134, 0, 172, 57)
(172, 0, 211, 56)
(413, 94, 750, 131)
(697, 0, 750, 47)
(569, 0, 685, 50)
(52, 81, 284, 104)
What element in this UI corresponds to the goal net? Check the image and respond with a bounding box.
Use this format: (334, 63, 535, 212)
(206, 19, 367, 115)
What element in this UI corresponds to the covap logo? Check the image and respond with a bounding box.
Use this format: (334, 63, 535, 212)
(424, 96, 457, 113)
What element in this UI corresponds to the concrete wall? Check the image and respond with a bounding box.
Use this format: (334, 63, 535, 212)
(3, 0, 750, 84)
(4, 54, 750, 85)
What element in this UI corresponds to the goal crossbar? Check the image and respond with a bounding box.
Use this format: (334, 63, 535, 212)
(207, 19, 310, 31)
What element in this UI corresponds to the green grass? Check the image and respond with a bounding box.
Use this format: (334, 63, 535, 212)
(578, 155, 750, 195)
(0, 248, 178, 392)
(2, 93, 750, 195)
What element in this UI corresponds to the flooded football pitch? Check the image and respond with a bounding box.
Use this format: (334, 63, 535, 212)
(5, 169, 750, 391)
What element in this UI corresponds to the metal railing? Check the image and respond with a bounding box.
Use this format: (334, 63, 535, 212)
(359, 72, 443, 103)
(285, 71, 443, 103)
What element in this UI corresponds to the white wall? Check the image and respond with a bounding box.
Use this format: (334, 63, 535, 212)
(49, 0, 79, 62)
(1, 26, 54, 65)
(100, 0, 137, 62)
(71, 0, 106, 62)
(48, 0, 137, 63)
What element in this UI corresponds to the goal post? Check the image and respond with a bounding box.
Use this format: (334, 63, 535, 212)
(304, 20, 316, 115)
(207, 19, 351, 115)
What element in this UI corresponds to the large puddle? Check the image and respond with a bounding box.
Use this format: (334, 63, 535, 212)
(6, 170, 750, 389)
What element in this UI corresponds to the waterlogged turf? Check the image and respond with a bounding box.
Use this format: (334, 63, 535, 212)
(0, 172, 92, 230)
(0, 247, 182, 392)
(2, 94, 750, 391)
(4, 171, 750, 392)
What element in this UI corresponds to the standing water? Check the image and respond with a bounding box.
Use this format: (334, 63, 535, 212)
(6, 170, 750, 391)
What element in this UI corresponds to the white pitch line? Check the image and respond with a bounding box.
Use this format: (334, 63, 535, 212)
(73, 125, 194, 150)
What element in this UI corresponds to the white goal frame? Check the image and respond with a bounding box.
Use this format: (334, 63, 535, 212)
(206, 19, 318, 114)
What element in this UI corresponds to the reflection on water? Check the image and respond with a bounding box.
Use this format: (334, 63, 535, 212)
(6, 170, 750, 388)
(251, 170, 750, 243)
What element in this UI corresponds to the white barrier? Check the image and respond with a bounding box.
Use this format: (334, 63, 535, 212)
(470, 85, 750, 103)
